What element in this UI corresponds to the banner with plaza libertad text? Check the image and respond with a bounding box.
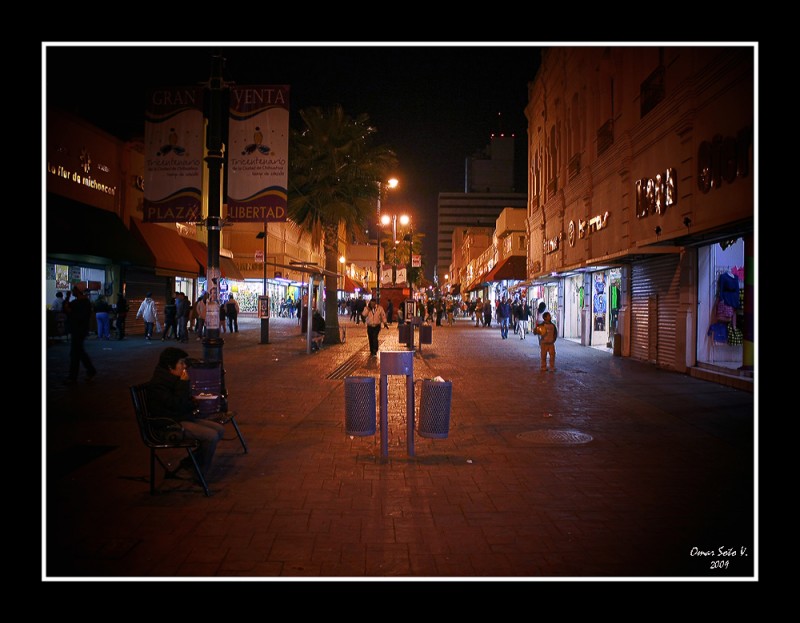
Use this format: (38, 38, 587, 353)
(143, 87, 204, 222)
(226, 85, 290, 222)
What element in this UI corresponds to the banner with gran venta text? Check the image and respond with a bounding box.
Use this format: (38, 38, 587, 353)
(227, 85, 290, 222)
(143, 87, 204, 222)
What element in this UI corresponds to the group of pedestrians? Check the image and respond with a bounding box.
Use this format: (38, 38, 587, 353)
(474, 296, 558, 370)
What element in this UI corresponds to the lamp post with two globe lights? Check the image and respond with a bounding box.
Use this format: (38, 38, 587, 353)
(375, 178, 398, 302)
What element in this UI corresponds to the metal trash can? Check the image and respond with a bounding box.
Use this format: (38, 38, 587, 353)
(420, 324, 432, 344)
(344, 376, 376, 436)
(417, 379, 452, 439)
(398, 323, 410, 343)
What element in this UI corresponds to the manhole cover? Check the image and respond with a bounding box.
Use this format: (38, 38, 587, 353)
(516, 429, 593, 445)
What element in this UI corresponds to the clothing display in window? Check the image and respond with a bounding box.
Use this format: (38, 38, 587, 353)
(718, 270, 740, 309)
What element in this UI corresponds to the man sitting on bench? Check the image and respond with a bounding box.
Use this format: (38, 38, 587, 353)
(311, 309, 326, 351)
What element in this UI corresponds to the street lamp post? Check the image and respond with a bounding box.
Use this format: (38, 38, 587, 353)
(339, 255, 346, 305)
(256, 225, 268, 344)
(376, 178, 398, 302)
(407, 221, 413, 289)
(381, 212, 409, 286)
(203, 53, 225, 365)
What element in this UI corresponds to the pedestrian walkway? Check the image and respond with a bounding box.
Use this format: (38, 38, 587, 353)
(43, 315, 757, 580)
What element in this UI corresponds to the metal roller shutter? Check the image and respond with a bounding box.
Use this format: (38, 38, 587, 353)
(630, 255, 681, 369)
(123, 269, 171, 337)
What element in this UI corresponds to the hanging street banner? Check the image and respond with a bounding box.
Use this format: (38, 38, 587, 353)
(381, 266, 393, 285)
(227, 85, 290, 222)
(143, 87, 204, 222)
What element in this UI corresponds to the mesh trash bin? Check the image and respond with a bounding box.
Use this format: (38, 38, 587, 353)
(420, 324, 432, 344)
(417, 379, 452, 439)
(344, 376, 376, 436)
(398, 323, 410, 343)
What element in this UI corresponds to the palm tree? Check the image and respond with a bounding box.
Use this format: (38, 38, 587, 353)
(288, 105, 398, 344)
(385, 229, 425, 287)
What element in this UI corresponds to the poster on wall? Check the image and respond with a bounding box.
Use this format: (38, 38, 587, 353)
(143, 87, 204, 223)
(54, 264, 70, 290)
(226, 85, 290, 223)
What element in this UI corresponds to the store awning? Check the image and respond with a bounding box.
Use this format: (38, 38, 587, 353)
(46, 194, 153, 267)
(131, 219, 198, 277)
(181, 237, 244, 280)
(485, 255, 527, 282)
(465, 271, 489, 293)
(219, 256, 244, 281)
(181, 237, 208, 274)
(343, 275, 365, 293)
(449, 284, 461, 296)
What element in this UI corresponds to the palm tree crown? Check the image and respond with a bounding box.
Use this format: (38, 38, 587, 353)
(288, 105, 398, 343)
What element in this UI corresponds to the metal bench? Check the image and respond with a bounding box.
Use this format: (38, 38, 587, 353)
(129, 383, 211, 496)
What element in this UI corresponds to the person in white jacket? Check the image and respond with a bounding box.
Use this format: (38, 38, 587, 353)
(136, 292, 159, 340)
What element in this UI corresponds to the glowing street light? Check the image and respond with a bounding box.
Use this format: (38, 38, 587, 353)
(376, 178, 399, 301)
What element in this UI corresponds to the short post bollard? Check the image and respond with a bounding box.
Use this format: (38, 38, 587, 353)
(379, 351, 415, 458)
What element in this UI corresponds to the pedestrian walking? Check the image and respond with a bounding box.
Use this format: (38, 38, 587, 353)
(498, 296, 511, 339)
(536, 311, 558, 371)
(194, 292, 208, 340)
(225, 294, 240, 332)
(161, 296, 177, 341)
(51, 291, 65, 311)
(362, 298, 388, 357)
(518, 299, 531, 339)
(483, 298, 493, 328)
(135, 292, 158, 340)
(174, 292, 189, 343)
(64, 286, 97, 383)
(93, 295, 112, 340)
(218, 300, 227, 334)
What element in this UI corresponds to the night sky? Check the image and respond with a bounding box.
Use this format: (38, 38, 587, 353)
(44, 43, 542, 279)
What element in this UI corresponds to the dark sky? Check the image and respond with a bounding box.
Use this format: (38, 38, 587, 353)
(45, 43, 541, 280)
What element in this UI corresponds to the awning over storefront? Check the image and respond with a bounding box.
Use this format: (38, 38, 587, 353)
(181, 237, 209, 274)
(343, 275, 365, 293)
(180, 237, 244, 280)
(465, 271, 489, 293)
(449, 284, 461, 296)
(46, 194, 153, 267)
(485, 255, 527, 282)
(131, 219, 198, 278)
(219, 255, 245, 281)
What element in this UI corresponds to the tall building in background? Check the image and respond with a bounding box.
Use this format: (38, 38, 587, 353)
(436, 135, 526, 284)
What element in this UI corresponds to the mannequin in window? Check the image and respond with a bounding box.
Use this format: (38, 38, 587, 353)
(718, 269, 740, 309)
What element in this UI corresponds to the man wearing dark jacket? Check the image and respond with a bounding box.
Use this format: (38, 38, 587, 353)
(64, 286, 97, 383)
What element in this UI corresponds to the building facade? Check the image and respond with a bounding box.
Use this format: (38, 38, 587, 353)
(46, 110, 324, 338)
(435, 135, 526, 286)
(524, 46, 754, 388)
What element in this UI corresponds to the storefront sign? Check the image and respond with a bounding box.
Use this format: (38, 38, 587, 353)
(697, 127, 751, 193)
(568, 212, 610, 247)
(544, 233, 562, 254)
(635, 168, 676, 218)
(47, 156, 117, 197)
